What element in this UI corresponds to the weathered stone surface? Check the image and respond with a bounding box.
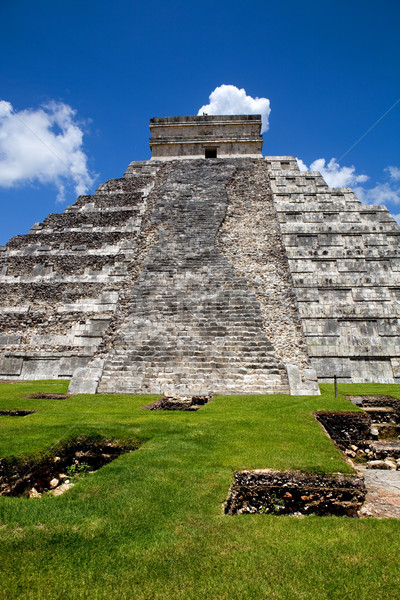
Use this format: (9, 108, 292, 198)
(150, 115, 263, 159)
(1, 116, 399, 393)
(356, 465, 400, 518)
(97, 160, 291, 395)
(286, 364, 320, 395)
(0, 160, 167, 385)
(216, 161, 312, 375)
(0, 357, 23, 376)
(266, 156, 400, 383)
(69, 359, 104, 394)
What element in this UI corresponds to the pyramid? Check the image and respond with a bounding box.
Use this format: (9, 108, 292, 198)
(0, 115, 399, 395)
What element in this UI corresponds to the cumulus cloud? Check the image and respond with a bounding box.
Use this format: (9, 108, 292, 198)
(297, 156, 400, 220)
(0, 100, 95, 202)
(386, 165, 400, 181)
(296, 158, 308, 172)
(198, 85, 271, 133)
(391, 214, 400, 225)
(296, 157, 369, 187)
(354, 182, 400, 206)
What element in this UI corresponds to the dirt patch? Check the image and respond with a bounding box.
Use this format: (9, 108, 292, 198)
(142, 396, 212, 411)
(314, 410, 400, 465)
(0, 410, 37, 417)
(225, 470, 365, 516)
(314, 411, 371, 449)
(23, 394, 71, 400)
(346, 395, 400, 422)
(0, 435, 141, 497)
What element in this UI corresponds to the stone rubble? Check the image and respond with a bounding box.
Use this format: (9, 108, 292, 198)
(142, 395, 212, 411)
(316, 395, 400, 517)
(0, 437, 138, 497)
(225, 469, 366, 516)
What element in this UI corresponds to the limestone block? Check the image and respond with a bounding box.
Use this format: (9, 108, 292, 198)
(312, 357, 394, 383)
(311, 358, 352, 380)
(58, 356, 91, 377)
(82, 319, 111, 337)
(285, 364, 320, 395)
(348, 359, 394, 383)
(68, 359, 105, 394)
(0, 305, 29, 314)
(0, 334, 21, 345)
(20, 359, 60, 380)
(0, 357, 23, 375)
(391, 358, 400, 378)
(31, 334, 72, 346)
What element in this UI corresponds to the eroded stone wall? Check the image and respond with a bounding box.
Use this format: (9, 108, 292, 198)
(149, 115, 263, 158)
(217, 159, 311, 371)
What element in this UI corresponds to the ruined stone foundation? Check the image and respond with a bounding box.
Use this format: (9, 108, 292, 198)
(0, 153, 399, 394)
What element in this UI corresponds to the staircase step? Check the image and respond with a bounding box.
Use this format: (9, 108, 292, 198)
(95, 160, 310, 396)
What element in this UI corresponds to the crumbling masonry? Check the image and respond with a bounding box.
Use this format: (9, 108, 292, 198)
(0, 115, 399, 395)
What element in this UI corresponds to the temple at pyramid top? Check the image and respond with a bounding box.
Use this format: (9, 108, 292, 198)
(149, 114, 263, 159)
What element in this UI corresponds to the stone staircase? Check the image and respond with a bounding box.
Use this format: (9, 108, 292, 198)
(98, 160, 289, 395)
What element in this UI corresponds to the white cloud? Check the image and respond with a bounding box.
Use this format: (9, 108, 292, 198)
(299, 157, 369, 188)
(0, 101, 12, 118)
(354, 182, 400, 206)
(296, 158, 308, 172)
(198, 85, 271, 133)
(391, 214, 400, 225)
(386, 165, 400, 181)
(298, 156, 400, 220)
(0, 100, 95, 202)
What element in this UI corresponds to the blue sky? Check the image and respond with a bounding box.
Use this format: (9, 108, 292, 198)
(0, 0, 399, 244)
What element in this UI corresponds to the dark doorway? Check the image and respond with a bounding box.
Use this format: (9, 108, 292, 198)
(205, 148, 217, 158)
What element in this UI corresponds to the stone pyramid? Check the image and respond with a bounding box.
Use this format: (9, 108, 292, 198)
(0, 115, 399, 395)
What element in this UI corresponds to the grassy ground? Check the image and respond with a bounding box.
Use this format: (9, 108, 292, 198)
(0, 380, 399, 600)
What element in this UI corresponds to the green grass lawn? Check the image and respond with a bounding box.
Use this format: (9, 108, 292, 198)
(0, 381, 399, 600)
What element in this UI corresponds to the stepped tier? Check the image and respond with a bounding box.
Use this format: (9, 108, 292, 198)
(0, 161, 168, 380)
(1, 151, 399, 392)
(266, 157, 400, 383)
